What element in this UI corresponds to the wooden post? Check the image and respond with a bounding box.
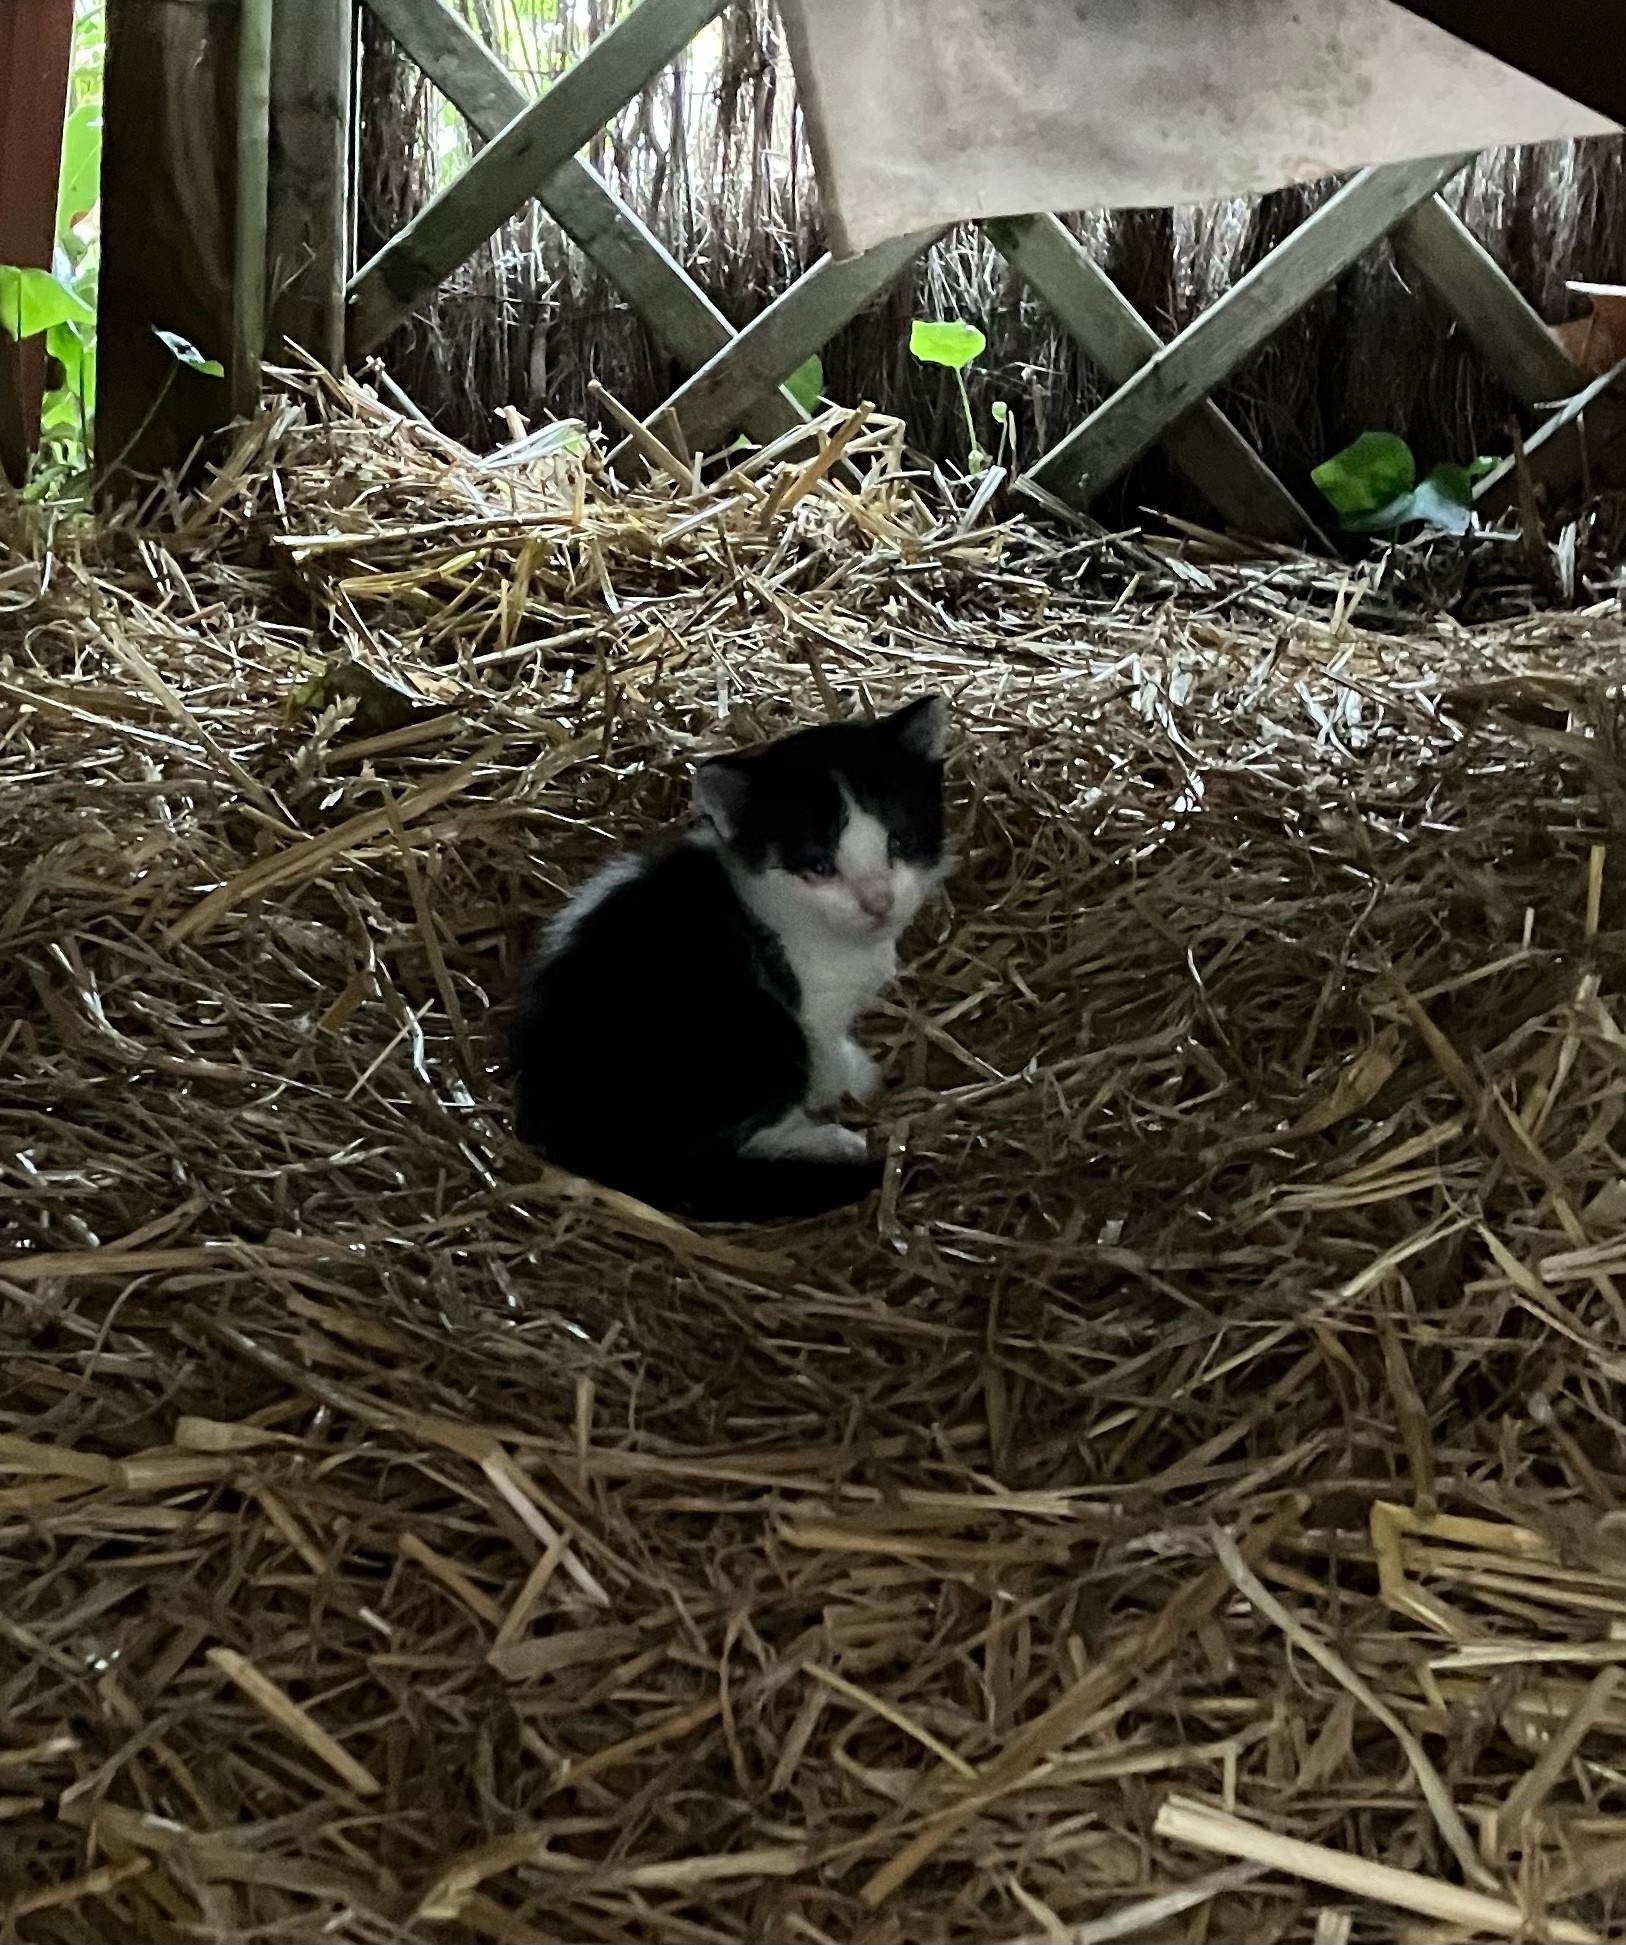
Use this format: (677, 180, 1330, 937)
(232, 0, 275, 416)
(269, 0, 355, 370)
(98, 0, 239, 494)
(0, 0, 75, 486)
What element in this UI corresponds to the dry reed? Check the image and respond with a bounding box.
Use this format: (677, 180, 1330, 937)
(2, 371, 1626, 1942)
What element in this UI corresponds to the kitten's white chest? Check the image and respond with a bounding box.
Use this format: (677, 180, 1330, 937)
(782, 934, 895, 1106)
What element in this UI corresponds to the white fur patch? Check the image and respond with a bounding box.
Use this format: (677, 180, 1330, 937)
(835, 805, 890, 890)
(731, 804, 942, 1114)
(743, 1108, 868, 1162)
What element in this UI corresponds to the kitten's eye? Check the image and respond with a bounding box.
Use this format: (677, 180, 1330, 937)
(802, 859, 837, 879)
(886, 834, 907, 863)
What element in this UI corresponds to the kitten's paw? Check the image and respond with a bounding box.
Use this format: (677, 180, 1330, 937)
(802, 1121, 869, 1163)
(839, 1040, 882, 1103)
(743, 1109, 870, 1165)
(808, 1039, 880, 1108)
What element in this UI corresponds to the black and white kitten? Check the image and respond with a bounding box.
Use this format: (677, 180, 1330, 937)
(510, 695, 948, 1221)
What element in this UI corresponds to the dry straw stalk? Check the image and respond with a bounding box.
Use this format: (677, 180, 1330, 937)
(2, 366, 1626, 1941)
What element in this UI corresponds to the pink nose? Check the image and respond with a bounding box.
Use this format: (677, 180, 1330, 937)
(855, 883, 893, 920)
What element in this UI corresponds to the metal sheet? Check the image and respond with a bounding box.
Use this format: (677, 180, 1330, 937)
(778, 0, 1618, 258)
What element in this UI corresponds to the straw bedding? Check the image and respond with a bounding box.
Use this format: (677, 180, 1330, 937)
(3, 373, 1626, 1944)
(359, 0, 1626, 497)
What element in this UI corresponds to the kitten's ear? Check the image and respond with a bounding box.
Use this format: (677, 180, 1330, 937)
(884, 694, 948, 762)
(692, 755, 753, 839)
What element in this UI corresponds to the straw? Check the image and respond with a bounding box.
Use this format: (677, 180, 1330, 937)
(2, 369, 1626, 1942)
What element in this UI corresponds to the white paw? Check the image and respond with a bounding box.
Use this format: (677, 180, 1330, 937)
(743, 1110, 869, 1164)
(810, 1122, 869, 1162)
(810, 1037, 881, 1107)
(839, 1040, 882, 1103)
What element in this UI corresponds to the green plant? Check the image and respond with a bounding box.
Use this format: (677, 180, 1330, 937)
(0, 0, 104, 497)
(1311, 430, 1496, 538)
(784, 355, 823, 416)
(989, 397, 1015, 472)
(154, 329, 225, 378)
(909, 318, 995, 472)
(0, 262, 97, 499)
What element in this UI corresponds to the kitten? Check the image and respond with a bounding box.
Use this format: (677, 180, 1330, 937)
(510, 695, 949, 1222)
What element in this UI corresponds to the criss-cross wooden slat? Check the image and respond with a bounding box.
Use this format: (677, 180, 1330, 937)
(1390, 197, 1583, 409)
(649, 231, 944, 455)
(354, 0, 1604, 533)
(1022, 156, 1471, 508)
(348, 0, 731, 355)
(358, 0, 801, 443)
(984, 213, 1315, 542)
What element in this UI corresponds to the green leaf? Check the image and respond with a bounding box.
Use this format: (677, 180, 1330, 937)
(154, 327, 224, 377)
(46, 320, 82, 390)
(1310, 431, 1415, 519)
(909, 319, 986, 372)
(1343, 464, 1478, 536)
(46, 317, 94, 419)
(990, 399, 1009, 425)
(57, 104, 102, 236)
(40, 389, 81, 433)
(0, 264, 94, 341)
(785, 354, 823, 415)
(1466, 455, 1498, 484)
(1420, 462, 1476, 508)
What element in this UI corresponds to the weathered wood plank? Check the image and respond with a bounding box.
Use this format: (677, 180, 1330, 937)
(1391, 196, 1582, 409)
(347, 0, 729, 356)
(649, 230, 940, 454)
(231, 0, 274, 417)
(360, 0, 798, 440)
(1027, 154, 1470, 506)
(1393, 196, 1626, 513)
(1475, 359, 1626, 516)
(0, 0, 75, 483)
(269, 0, 354, 371)
(986, 213, 1313, 542)
(1385, 1, 1626, 128)
(362, 0, 520, 138)
(98, 0, 238, 493)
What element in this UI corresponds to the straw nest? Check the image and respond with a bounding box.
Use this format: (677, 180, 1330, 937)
(3, 372, 1626, 1945)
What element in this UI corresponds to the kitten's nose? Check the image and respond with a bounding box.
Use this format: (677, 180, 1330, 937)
(855, 881, 894, 920)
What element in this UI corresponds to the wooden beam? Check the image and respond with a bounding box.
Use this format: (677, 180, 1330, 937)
(362, 0, 520, 140)
(231, 0, 274, 416)
(98, 0, 238, 494)
(648, 230, 940, 454)
(347, 0, 729, 356)
(360, 0, 798, 441)
(1386, 1, 1626, 128)
(985, 213, 1314, 543)
(0, 0, 75, 485)
(1475, 359, 1626, 517)
(269, 0, 355, 371)
(1390, 196, 1583, 408)
(1025, 154, 1470, 507)
(1391, 197, 1626, 506)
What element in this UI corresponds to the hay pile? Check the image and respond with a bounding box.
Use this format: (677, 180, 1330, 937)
(3, 374, 1626, 1944)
